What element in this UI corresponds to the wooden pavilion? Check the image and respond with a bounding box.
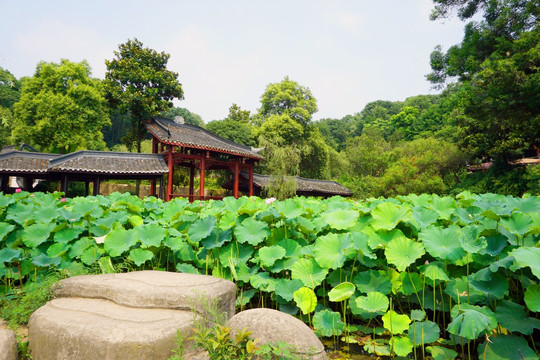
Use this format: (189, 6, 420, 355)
(145, 116, 264, 201)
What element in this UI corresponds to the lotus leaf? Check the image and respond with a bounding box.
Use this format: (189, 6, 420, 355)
(291, 257, 328, 288)
(176, 263, 200, 274)
(408, 321, 440, 346)
(495, 300, 540, 335)
(363, 339, 391, 356)
(47, 242, 69, 258)
(509, 247, 540, 279)
(426, 346, 458, 360)
(355, 292, 389, 314)
(34, 205, 60, 224)
(477, 334, 537, 360)
(219, 242, 253, 266)
(447, 304, 497, 340)
(249, 272, 277, 292)
(391, 336, 413, 357)
(385, 237, 425, 272)
(278, 238, 302, 258)
(80, 246, 103, 265)
(0, 248, 21, 263)
(524, 284, 540, 312)
(412, 206, 439, 229)
(313, 309, 344, 337)
(6, 203, 34, 225)
(410, 309, 426, 321)
(0, 222, 15, 242)
(328, 282, 355, 302)
(293, 287, 317, 314)
(136, 223, 166, 248)
(371, 202, 412, 230)
(354, 270, 392, 295)
(188, 216, 217, 243)
(53, 228, 83, 243)
(500, 212, 532, 237)
(128, 215, 144, 227)
(21, 222, 55, 248)
(321, 209, 358, 230)
(129, 248, 154, 266)
(98, 256, 115, 273)
(459, 225, 487, 253)
(275, 198, 303, 219)
(234, 217, 270, 246)
(469, 272, 509, 299)
(419, 225, 465, 261)
(429, 195, 456, 220)
(68, 237, 93, 258)
(274, 278, 303, 302)
(104, 227, 138, 257)
(202, 228, 232, 250)
(313, 233, 349, 270)
(258, 245, 286, 268)
(398, 271, 423, 295)
(423, 262, 450, 282)
(382, 310, 410, 334)
(32, 253, 61, 267)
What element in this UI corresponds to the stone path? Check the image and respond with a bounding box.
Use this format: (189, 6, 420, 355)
(28, 271, 236, 360)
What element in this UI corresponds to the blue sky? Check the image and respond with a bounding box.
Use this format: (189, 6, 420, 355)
(0, 0, 467, 122)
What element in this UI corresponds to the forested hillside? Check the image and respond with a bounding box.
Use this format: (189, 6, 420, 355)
(1, 0, 538, 198)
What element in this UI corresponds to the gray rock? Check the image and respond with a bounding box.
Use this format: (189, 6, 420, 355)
(29, 297, 199, 360)
(227, 308, 327, 360)
(0, 329, 18, 360)
(52, 270, 237, 318)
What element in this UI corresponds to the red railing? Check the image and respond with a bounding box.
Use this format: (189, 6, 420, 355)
(170, 194, 225, 202)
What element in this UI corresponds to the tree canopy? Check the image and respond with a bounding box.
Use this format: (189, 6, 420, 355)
(11, 60, 109, 153)
(104, 38, 184, 152)
(162, 107, 204, 127)
(0, 67, 21, 109)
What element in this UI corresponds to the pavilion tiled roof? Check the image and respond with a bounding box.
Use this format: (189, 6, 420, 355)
(0, 151, 61, 173)
(146, 117, 264, 160)
(223, 172, 353, 197)
(48, 151, 169, 175)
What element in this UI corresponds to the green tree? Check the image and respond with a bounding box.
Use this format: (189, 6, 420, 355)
(206, 119, 255, 147)
(259, 138, 301, 200)
(11, 60, 109, 153)
(162, 107, 204, 127)
(226, 103, 251, 123)
(104, 38, 184, 152)
(0, 67, 21, 109)
(0, 106, 13, 149)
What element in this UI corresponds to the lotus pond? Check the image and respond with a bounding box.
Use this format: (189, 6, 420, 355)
(1, 191, 539, 359)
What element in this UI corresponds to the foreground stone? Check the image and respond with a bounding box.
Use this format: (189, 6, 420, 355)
(0, 329, 18, 360)
(29, 271, 237, 360)
(227, 308, 328, 360)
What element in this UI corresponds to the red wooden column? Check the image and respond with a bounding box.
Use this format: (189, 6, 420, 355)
(189, 165, 195, 202)
(166, 146, 174, 201)
(248, 165, 254, 197)
(150, 138, 159, 196)
(233, 161, 240, 199)
(199, 156, 205, 200)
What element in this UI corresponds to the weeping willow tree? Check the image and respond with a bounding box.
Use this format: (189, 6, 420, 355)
(259, 138, 301, 200)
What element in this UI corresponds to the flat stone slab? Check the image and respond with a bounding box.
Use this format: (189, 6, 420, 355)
(29, 297, 198, 360)
(52, 270, 236, 318)
(0, 329, 18, 360)
(227, 308, 327, 360)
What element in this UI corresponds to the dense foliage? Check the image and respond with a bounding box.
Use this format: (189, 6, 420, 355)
(1, 192, 539, 358)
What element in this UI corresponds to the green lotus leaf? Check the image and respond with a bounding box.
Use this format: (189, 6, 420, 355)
(278, 238, 302, 258)
(426, 346, 458, 360)
(469, 272, 509, 299)
(238, 199, 260, 216)
(347, 231, 375, 258)
(355, 292, 389, 314)
(328, 282, 356, 302)
(202, 228, 232, 250)
(274, 278, 303, 302)
(419, 225, 465, 261)
(398, 271, 423, 295)
(509, 247, 540, 279)
(477, 334, 537, 360)
(129, 248, 154, 266)
(506, 196, 540, 213)
(258, 245, 286, 268)
(313, 233, 349, 270)
(354, 270, 392, 295)
(6, 203, 34, 225)
(0, 222, 15, 242)
(104, 227, 138, 257)
(445, 276, 486, 304)
(80, 246, 103, 265)
(53, 227, 83, 243)
(136, 223, 166, 248)
(68, 237, 93, 258)
(430, 195, 456, 220)
(293, 287, 317, 314)
(408, 321, 440, 346)
(47, 242, 69, 258)
(459, 225, 487, 253)
(321, 209, 359, 230)
(291, 258, 328, 288)
(412, 206, 440, 229)
(98, 256, 115, 273)
(385, 237, 425, 272)
(33, 204, 60, 224)
(484, 234, 509, 256)
(249, 272, 277, 292)
(524, 284, 540, 312)
(176, 263, 200, 274)
(21, 223, 56, 248)
(128, 215, 144, 227)
(188, 216, 217, 244)
(363, 226, 407, 250)
(423, 262, 450, 282)
(447, 304, 497, 340)
(371, 202, 412, 230)
(500, 212, 532, 237)
(363, 339, 391, 356)
(495, 300, 540, 335)
(313, 309, 345, 337)
(234, 217, 270, 246)
(391, 336, 413, 357)
(32, 253, 61, 267)
(382, 310, 411, 335)
(275, 198, 303, 219)
(219, 242, 253, 266)
(72, 198, 100, 217)
(410, 309, 426, 322)
(0, 248, 21, 263)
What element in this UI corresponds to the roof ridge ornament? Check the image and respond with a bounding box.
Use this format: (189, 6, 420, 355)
(174, 116, 185, 124)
